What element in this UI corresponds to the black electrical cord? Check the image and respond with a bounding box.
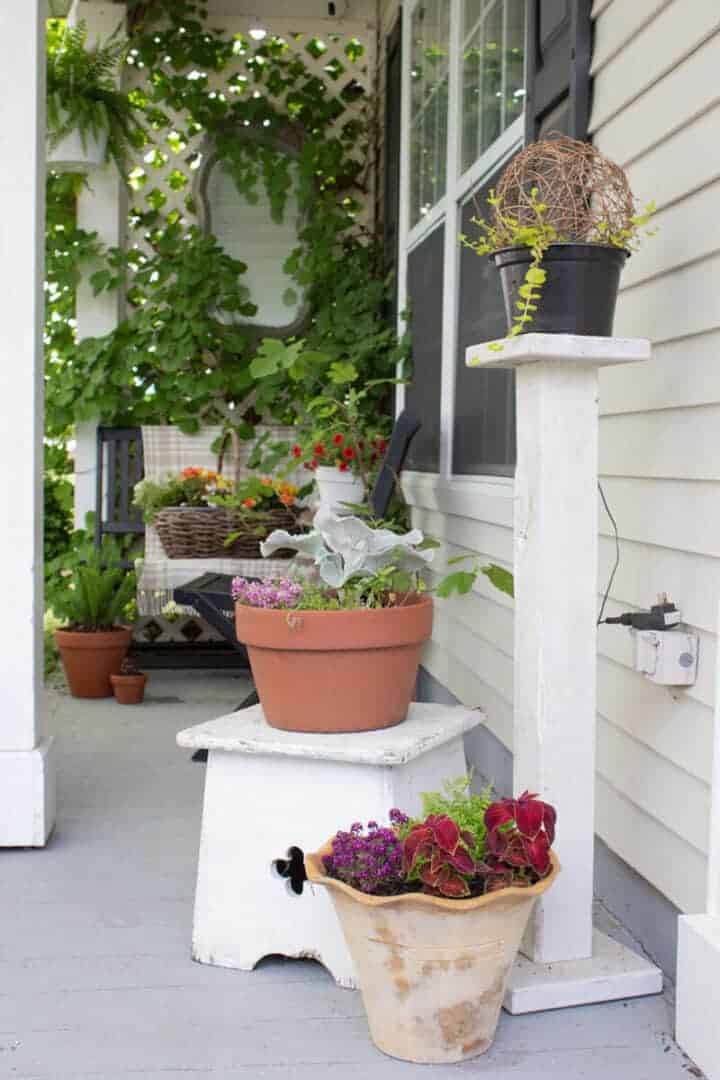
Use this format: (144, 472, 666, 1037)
(597, 479, 620, 626)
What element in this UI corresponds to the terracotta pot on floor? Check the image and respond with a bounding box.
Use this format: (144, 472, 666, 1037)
(234, 594, 433, 733)
(110, 672, 148, 705)
(306, 845, 560, 1064)
(55, 626, 133, 699)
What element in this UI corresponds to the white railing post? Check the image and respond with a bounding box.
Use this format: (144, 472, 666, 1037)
(0, 0, 55, 845)
(676, 598, 720, 1078)
(466, 333, 662, 1012)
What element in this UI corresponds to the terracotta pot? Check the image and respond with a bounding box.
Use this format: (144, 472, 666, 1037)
(234, 594, 433, 733)
(314, 466, 365, 517)
(55, 627, 133, 699)
(110, 672, 148, 705)
(306, 845, 560, 1064)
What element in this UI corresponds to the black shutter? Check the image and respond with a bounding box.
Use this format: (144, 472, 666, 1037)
(524, 0, 592, 140)
(383, 15, 402, 285)
(405, 224, 445, 472)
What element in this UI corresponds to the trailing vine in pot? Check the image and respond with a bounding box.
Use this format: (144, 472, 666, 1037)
(461, 134, 656, 345)
(304, 779, 559, 1064)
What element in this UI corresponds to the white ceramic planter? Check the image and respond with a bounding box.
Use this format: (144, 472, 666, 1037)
(47, 124, 108, 172)
(315, 465, 365, 516)
(306, 847, 560, 1064)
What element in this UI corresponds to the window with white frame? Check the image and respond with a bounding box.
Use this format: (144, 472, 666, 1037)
(401, 0, 526, 475)
(409, 0, 451, 226)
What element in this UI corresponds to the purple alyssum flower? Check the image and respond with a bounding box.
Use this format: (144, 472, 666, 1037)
(323, 819, 405, 895)
(231, 576, 303, 609)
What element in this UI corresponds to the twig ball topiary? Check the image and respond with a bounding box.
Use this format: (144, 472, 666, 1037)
(493, 133, 635, 245)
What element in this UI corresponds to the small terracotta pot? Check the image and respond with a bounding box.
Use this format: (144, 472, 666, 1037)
(234, 594, 433, 733)
(306, 844, 560, 1064)
(55, 626, 133, 699)
(110, 673, 148, 705)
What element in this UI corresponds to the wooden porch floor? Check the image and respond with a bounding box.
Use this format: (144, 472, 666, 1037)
(0, 671, 700, 1078)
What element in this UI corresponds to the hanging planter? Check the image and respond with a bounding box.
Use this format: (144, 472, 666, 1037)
(46, 116, 108, 172)
(463, 135, 656, 341)
(314, 465, 365, 517)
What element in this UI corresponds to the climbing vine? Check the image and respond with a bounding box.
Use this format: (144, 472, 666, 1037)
(44, 3, 407, 441)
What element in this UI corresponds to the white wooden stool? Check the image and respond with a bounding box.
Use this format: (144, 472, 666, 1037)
(177, 703, 481, 988)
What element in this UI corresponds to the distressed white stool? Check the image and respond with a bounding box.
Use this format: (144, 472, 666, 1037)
(177, 702, 481, 988)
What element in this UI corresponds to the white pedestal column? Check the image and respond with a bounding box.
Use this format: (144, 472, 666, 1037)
(467, 334, 662, 1012)
(70, 2, 126, 529)
(676, 599, 720, 1078)
(0, 0, 55, 845)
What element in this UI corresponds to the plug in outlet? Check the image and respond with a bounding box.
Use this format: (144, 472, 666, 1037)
(632, 628, 699, 686)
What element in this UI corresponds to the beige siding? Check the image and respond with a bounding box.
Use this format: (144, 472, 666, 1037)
(403, 0, 720, 914)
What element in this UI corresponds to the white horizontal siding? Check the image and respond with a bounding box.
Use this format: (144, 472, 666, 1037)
(588, 1, 720, 131)
(403, 0, 720, 918)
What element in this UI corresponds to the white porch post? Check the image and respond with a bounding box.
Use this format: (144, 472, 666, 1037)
(71, 1, 126, 529)
(0, 0, 56, 845)
(467, 333, 662, 1012)
(676, 598, 720, 1078)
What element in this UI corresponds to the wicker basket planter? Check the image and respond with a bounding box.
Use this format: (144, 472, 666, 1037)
(153, 505, 299, 559)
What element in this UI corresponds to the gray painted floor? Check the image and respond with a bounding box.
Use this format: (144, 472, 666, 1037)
(1, 671, 702, 1079)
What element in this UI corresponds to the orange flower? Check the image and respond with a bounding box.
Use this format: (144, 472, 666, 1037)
(279, 493, 295, 507)
(242, 497, 256, 509)
(261, 476, 273, 486)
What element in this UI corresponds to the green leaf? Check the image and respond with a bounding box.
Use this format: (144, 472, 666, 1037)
(525, 267, 547, 285)
(481, 563, 514, 598)
(328, 361, 358, 384)
(436, 571, 477, 598)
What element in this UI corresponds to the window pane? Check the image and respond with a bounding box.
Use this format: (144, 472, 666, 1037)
(461, 0, 526, 174)
(405, 224, 445, 471)
(453, 180, 515, 475)
(410, 0, 451, 226)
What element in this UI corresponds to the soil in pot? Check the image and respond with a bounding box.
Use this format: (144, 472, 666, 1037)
(110, 673, 148, 705)
(493, 242, 628, 336)
(235, 594, 433, 733)
(55, 626, 133, 699)
(306, 845, 560, 1064)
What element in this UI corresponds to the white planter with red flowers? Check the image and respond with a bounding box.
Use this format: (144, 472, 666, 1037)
(314, 465, 365, 517)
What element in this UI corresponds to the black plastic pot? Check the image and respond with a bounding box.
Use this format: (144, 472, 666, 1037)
(492, 242, 629, 337)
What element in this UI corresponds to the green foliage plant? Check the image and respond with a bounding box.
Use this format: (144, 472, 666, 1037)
(51, 538, 137, 632)
(44, 9, 407, 448)
(47, 20, 148, 177)
(418, 776, 493, 862)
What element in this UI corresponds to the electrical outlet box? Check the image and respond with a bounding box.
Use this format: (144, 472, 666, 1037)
(632, 628, 699, 686)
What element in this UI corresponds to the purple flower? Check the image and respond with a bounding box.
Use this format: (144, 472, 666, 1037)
(232, 576, 303, 609)
(322, 816, 407, 896)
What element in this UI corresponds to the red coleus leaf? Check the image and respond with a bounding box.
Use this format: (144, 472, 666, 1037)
(543, 802, 557, 846)
(484, 798, 516, 833)
(428, 814, 460, 855)
(515, 794, 545, 839)
(448, 847, 476, 875)
(436, 867, 471, 898)
(419, 863, 441, 888)
(525, 833, 551, 875)
(403, 825, 433, 872)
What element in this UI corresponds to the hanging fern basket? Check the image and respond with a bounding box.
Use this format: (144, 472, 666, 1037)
(492, 242, 628, 337)
(46, 115, 108, 172)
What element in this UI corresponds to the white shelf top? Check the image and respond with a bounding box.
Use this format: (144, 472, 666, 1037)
(466, 333, 651, 371)
(177, 702, 483, 765)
